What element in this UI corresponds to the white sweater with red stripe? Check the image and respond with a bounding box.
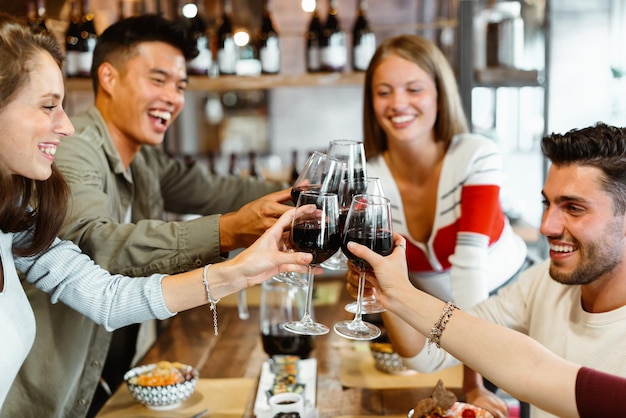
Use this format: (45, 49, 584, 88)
(368, 133, 527, 309)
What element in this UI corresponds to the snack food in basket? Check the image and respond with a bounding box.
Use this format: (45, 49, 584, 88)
(128, 361, 189, 386)
(124, 361, 199, 410)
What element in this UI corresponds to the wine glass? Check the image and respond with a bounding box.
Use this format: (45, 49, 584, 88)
(327, 176, 385, 273)
(291, 150, 345, 201)
(342, 178, 387, 315)
(283, 191, 341, 336)
(274, 151, 344, 287)
(322, 140, 367, 270)
(334, 194, 393, 340)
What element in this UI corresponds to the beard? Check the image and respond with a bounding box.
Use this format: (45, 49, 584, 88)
(550, 217, 624, 285)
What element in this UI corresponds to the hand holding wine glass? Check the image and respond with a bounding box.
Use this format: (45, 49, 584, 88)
(274, 152, 344, 287)
(334, 194, 393, 340)
(283, 191, 341, 336)
(322, 139, 367, 270)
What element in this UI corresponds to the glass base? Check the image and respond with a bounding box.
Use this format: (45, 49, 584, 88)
(320, 250, 348, 271)
(283, 320, 329, 336)
(333, 319, 381, 341)
(345, 299, 386, 315)
(272, 272, 308, 287)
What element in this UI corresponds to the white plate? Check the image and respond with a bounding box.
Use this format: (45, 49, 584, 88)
(253, 358, 317, 418)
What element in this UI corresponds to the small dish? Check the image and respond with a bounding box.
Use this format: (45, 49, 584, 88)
(124, 361, 199, 410)
(369, 341, 417, 375)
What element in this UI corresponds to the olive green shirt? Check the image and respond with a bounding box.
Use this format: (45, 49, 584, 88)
(3, 106, 283, 417)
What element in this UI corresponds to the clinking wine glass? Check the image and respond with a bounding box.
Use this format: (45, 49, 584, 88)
(283, 191, 341, 336)
(274, 151, 344, 287)
(329, 176, 385, 272)
(322, 140, 367, 270)
(342, 178, 387, 315)
(334, 194, 393, 340)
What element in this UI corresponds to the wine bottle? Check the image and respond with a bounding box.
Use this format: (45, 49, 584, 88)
(258, 0, 280, 74)
(65, 0, 82, 77)
(305, 5, 322, 73)
(248, 151, 263, 179)
(228, 152, 240, 176)
(183, 0, 211, 76)
(320, 0, 347, 72)
(27, 0, 48, 31)
(290, 150, 299, 183)
(351, 0, 376, 72)
(75, 0, 98, 78)
(207, 150, 218, 175)
(217, 0, 238, 75)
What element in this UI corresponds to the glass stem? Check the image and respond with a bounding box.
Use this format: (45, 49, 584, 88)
(300, 265, 315, 325)
(353, 270, 366, 323)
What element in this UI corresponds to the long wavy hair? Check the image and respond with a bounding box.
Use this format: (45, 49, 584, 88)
(362, 34, 469, 159)
(0, 13, 70, 257)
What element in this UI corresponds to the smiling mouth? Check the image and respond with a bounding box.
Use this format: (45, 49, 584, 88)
(148, 110, 172, 126)
(38, 144, 57, 156)
(390, 115, 414, 124)
(549, 243, 577, 253)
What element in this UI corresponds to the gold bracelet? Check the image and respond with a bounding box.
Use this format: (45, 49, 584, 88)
(202, 264, 221, 336)
(428, 302, 459, 353)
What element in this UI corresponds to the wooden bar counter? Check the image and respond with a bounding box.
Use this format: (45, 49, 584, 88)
(97, 275, 462, 417)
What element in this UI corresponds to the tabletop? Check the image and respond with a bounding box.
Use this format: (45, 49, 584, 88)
(97, 274, 463, 417)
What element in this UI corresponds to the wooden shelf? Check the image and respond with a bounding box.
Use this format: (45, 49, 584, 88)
(474, 67, 543, 88)
(65, 72, 366, 93)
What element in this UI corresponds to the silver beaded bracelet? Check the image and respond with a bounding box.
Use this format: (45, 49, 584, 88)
(428, 301, 459, 353)
(202, 264, 221, 336)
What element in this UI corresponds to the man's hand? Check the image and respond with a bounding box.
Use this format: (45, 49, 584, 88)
(218, 188, 292, 253)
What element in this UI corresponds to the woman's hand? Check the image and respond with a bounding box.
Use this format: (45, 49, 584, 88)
(345, 263, 375, 299)
(344, 233, 412, 308)
(210, 208, 321, 298)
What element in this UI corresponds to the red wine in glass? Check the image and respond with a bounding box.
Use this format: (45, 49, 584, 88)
(341, 228, 393, 270)
(261, 333, 316, 359)
(283, 191, 340, 336)
(334, 194, 392, 340)
(291, 184, 322, 205)
(291, 221, 341, 265)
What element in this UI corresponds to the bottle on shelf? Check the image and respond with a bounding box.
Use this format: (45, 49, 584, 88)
(65, 0, 82, 77)
(26, 0, 48, 31)
(217, 0, 238, 75)
(290, 150, 299, 183)
(207, 150, 219, 175)
(248, 151, 263, 179)
(228, 152, 240, 176)
(320, 0, 347, 72)
(258, 0, 280, 74)
(305, 4, 323, 73)
(351, 0, 376, 72)
(118, 0, 145, 19)
(182, 0, 212, 76)
(75, 0, 98, 78)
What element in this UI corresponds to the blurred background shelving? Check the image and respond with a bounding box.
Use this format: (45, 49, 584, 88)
(3, 0, 626, 256)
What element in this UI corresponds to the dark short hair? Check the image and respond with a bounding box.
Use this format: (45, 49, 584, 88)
(90, 14, 198, 93)
(541, 122, 626, 214)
